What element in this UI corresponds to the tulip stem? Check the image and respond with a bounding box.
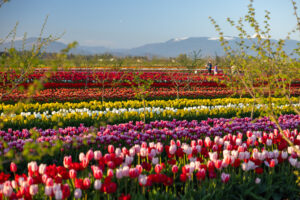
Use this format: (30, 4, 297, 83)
(125, 179, 128, 194)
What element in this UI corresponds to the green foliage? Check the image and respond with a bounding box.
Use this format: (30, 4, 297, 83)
(209, 0, 300, 152)
(125, 72, 154, 123)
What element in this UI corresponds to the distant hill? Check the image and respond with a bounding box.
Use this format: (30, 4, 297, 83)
(0, 36, 298, 58)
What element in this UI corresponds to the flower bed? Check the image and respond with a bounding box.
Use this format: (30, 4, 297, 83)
(0, 71, 225, 87)
(0, 99, 298, 130)
(1, 87, 300, 103)
(0, 87, 235, 103)
(1, 115, 299, 155)
(1, 97, 298, 113)
(1, 124, 299, 199)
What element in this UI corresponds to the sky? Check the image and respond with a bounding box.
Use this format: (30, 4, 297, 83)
(0, 0, 299, 48)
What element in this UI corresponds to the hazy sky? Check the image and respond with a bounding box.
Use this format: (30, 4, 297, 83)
(0, 0, 299, 48)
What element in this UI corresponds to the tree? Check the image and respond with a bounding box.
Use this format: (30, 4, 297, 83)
(209, 0, 300, 154)
(0, 0, 9, 8)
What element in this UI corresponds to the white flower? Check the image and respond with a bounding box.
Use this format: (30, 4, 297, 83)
(255, 178, 261, 184)
(152, 157, 159, 165)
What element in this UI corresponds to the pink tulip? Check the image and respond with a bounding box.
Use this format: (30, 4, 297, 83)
(45, 186, 52, 196)
(55, 189, 63, 200)
(169, 145, 177, 155)
(138, 175, 147, 186)
(122, 166, 130, 177)
(281, 151, 288, 159)
(266, 139, 272, 146)
(209, 152, 218, 161)
(129, 148, 135, 157)
(124, 156, 133, 165)
(116, 169, 123, 179)
(94, 150, 102, 160)
(29, 184, 38, 196)
(221, 172, 230, 183)
(152, 157, 159, 165)
(3, 183, 13, 197)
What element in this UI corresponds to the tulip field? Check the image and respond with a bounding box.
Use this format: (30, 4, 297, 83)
(0, 70, 300, 199)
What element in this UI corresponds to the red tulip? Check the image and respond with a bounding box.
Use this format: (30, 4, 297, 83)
(214, 160, 223, 170)
(10, 162, 17, 173)
(119, 193, 131, 200)
(69, 169, 77, 179)
(108, 145, 115, 154)
(196, 169, 206, 181)
(154, 164, 162, 174)
(75, 178, 83, 189)
(129, 168, 139, 178)
(207, 161, 215, 171)
(86, 150, 94, 161)
(83, 178, 91, 189)
(221, 172, 230, 183)
(180, 173, 187, 182)
(81, 158, 89, 168)
(93, 169, 103, 179)
(255, 167, 264, 174)
(172, 165, 178, 173)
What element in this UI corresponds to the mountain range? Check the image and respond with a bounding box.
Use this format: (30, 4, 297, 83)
(0, 36, 298, 58)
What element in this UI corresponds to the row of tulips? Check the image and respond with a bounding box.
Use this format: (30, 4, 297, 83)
(1, 127, 300, 199)
(1, 97, 298, 114)
(0, 87, 235, 103)
(2, 70, 300, 86)
(0, 71, 224, 84)
(0, 102, 298, 130)
(1, 114, 299, 156)
(1, 71, 300, 91)
(1, 87, 300, 103)
(17, 81, 225, 89)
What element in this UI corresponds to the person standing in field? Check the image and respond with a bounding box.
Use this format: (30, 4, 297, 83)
(207, 60, 212, 74)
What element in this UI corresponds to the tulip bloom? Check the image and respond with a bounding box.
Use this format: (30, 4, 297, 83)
(69, 169, 77, 179)
(74, 188, 82, 199)
(172, 165, 178, 174)
(63, 156, 72, 168)
(94, 180, 102, 190)
(10, 162, 17, 173)
(221, 172, 230, 183)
